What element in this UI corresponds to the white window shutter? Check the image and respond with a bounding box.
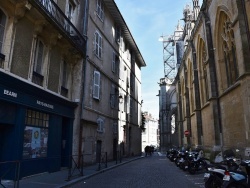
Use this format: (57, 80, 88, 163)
(93, 71, 100, 99)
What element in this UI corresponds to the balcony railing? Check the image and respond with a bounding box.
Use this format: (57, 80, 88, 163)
(28, 0, 87, 56)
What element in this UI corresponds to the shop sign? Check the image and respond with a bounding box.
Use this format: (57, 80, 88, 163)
(3, 89, 17, 98)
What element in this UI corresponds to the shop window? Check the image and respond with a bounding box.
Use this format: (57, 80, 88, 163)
(23, 109, 49, 159)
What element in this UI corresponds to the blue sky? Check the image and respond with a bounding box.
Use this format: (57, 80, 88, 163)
(115, 0, 198, 119)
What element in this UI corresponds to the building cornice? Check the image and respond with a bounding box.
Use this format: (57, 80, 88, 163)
(103, 0, 146, 67)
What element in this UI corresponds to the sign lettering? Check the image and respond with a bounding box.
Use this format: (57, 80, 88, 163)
(3, 89, 17, 98)
(37, 100, 54, 109)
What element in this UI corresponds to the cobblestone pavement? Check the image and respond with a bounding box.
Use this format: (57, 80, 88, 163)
(69, 153, 205, 188)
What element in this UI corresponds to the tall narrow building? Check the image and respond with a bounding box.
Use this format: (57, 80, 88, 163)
(78, 0, 146, 164)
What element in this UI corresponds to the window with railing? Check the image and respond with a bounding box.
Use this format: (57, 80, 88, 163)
(29, 0, 86, 55)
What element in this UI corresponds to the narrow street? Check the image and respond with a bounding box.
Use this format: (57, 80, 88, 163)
(70, 153, 205, 188)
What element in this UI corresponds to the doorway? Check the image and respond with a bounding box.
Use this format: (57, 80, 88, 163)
(96, 140, 102, 163)
(60, 118, 71, 167)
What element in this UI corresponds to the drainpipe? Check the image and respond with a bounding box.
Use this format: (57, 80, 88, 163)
(78, 0, 89, 163)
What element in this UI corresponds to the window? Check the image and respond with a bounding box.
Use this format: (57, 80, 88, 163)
(93, 71, 100, 99)
(65, 0, 76, 33)
(124, 95, 130, 113)
(115, 25, 121, 43)
(23, 109, 49, 159)
(218, 12, 239, 89)
(198, 38, 208, 106)
(222, 18, 238, 87)
(61, 60, 68, 97)
(112, 51, 119, 74)
(97, 118, 104, 133)
(110, 84, 118, 109)
(34, 39, 44, 74)
(32, 39, 44, 86)
(96, 0, 104, 20)
(0, 9, 6, 53)
(0, 9, 6, 68)
(94, 31, 102, 58)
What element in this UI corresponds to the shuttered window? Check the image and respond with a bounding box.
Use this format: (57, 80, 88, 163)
(93, 71, 100, 99)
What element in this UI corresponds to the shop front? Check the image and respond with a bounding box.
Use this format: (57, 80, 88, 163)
(0, 71, 76, 179)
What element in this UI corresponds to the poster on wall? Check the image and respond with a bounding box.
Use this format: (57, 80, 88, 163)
(23, 126, 48, 159)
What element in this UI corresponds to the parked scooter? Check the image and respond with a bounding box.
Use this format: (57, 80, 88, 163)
(204, 156, 238, 188)
(188, 150, 210, 174)
(222, 159, 250, 188)
(180, 150, 199, 171)
(175, 150, 188, 167)
(167, 148, 179, 162)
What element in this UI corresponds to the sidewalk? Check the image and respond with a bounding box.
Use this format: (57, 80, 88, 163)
(0, 155, 144, 188)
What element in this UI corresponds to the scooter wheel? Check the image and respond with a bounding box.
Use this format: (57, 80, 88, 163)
(188, 166, 196, 174)
(205, 176, 223, 188)
(226, 183, 248, 188)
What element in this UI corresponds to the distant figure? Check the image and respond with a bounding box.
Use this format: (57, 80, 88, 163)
(150, 146, 154, 155)
(144, 146, 150, 156)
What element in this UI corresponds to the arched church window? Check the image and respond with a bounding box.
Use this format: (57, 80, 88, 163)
(221, 13, 238, 87)
(198, 38, 209, 106)
(188, 60, 194, 113)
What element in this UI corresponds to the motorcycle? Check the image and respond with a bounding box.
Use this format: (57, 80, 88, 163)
(188, 153, 210, 174)
(175, 150, 188, 167)
(180, 150, 199, 171)
(167, 148, 179, 162)
(204, 157, 238, 188)
(222, 159, 250, 188)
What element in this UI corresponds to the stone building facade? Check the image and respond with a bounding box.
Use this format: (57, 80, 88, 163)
(0, 0, 87, 178)
(141, 112, 159, 151)
(0, 0, 145, 178)
(78, 0, 146, 164)
(174, 0, 250, 158)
